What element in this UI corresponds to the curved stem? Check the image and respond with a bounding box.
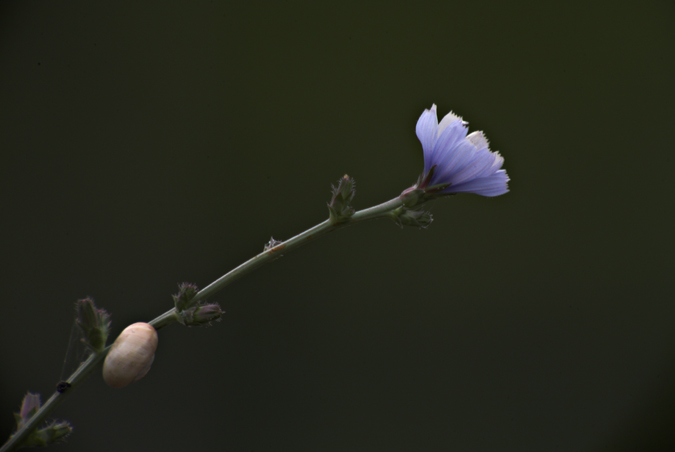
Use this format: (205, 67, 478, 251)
(191, 197, 403, 306)
(1, 196, 403, 452)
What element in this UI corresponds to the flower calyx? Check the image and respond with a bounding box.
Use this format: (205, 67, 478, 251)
(400, 166, 453, 208)
(399, 186, 425, 208)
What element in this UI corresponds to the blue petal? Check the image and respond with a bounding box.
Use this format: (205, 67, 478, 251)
(446, 132, 504, 185)
(415, 105, 438, 172)
(431, 139, 479, 186)
(443, 170, 510, 197)
(429, 117, 467, 175)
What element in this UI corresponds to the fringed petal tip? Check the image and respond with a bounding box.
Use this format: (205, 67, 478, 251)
(466, 131, 489, 150)
(443, 170, 510, 197)
(438, 110, 465, 133)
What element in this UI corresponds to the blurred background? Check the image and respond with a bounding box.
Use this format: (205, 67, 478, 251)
(1, 1, 673, 451)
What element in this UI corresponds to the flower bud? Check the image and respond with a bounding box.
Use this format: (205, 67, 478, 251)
(12, 393, 73, 447)
(328, 175, 356, 222)
(75, 298, 111, 353)
(172, 282, 199, 311)
(178, 303, 224, 327)
(193, 303, 224, 325)
(172, 283, 223, 326)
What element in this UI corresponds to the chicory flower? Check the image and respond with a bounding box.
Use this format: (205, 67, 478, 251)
(413, 104, 509, 198)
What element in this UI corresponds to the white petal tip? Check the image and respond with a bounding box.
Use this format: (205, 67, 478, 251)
(466, 131, 489, 149)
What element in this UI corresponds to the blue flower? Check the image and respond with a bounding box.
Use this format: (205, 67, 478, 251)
(414, 104, 509, 197)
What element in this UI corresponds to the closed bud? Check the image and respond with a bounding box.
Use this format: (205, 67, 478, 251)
(75, 298, 111, 353)
(328, 175, 356, 223)
(193, 303, 224, 325)
(172, 282, 199, 311)
(178, 303, 224, 327)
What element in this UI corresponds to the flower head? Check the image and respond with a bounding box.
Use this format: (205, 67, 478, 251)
(412, 104, 509, 198)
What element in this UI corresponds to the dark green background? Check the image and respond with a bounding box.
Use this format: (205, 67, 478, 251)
(1, 1, 673, 451)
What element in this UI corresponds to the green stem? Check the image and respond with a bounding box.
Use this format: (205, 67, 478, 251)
(1, 196, 403, 452)
(191, 196, 403, 305)
(1, 350, 108, 452)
